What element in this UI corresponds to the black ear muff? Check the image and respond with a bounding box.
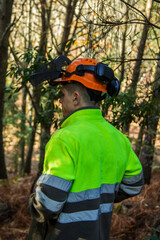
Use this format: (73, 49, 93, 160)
(95, 63, 114, 84)
(95, 63, 120, 96)
(107, 77, 120, 97)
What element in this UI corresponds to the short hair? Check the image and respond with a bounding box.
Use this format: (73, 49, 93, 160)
(62, 82, 103, 105)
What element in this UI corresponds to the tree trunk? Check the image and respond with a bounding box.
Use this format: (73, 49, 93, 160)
(38, 0, 53, 172)
(135, 120, 145, 157)
(24, 120, 37, 174)
(129, 0, 153, 94)
(23, 0, 35, 175)
(119, 1, 129, 84)
(122, 0, 153, 134)
(0, 0, 14, 180)
(24, 0, 53, 175)
(19, 87, 27, 176)
(39, 0, 52, 54)
(139, 53, 160, 184)
(24, 81, 41, 174)
(59, 0, 78, 55)
(139, 118, 159, 184)
(39, 123, 51, 172)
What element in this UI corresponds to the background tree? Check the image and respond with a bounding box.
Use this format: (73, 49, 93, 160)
(0, 0, 14, 180)
(139, 53, 160, 184)
(122, 0, 153, 134)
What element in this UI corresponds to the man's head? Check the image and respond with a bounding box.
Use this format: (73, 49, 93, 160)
(59, 82, 101, 117)
(29, 56, 120, 117)
(56, 57, 111, 117)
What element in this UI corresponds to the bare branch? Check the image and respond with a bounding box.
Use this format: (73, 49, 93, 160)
(59, 0, 79, 55)
(9, 44, 23, 68)
(0, 21, 14, 46)
(105, 57, 159, 63)
(25, 84, 40, 117)
(11, 0, 27, 32)
(49, 26, 61, 54)
(120, 0, 149, 22)
(56, 0, 66, 8)
(84, 18, 160, 30)
(65, 0, 86, 55)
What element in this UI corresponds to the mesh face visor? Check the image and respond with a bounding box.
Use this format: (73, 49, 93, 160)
(29, 56, 71, 86)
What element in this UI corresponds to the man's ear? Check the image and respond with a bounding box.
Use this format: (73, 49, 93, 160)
(72, 91, 81, 106)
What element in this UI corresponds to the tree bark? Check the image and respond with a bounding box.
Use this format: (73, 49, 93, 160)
(122, 0, 153, 134)
(39, 123, 51, 172)
(19, 87, 27, 176)
(24, 0, 53, 175)
(24, 120, 37, 174)
(139, 53, 160, 184)
(22, 0, 33, 175)
(139, 118, 159, 184)
(135, 120, 145, 157)
(119, 1, 129, 84)
(0, 0, 14, 179)
(38, 0, 53, 172)
(24, 84, 41, 175)
(59, 0, 78, 55)
(129, 0, 153, 94)
(39, 0, 52, 55)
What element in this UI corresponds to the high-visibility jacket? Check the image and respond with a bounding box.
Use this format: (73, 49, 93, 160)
(29, 107, 143, 240)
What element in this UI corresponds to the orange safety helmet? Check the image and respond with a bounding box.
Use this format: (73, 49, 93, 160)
(54, 58, 107, 92)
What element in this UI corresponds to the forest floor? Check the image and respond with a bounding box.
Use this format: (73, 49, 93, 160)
(0, 167, 159, 240)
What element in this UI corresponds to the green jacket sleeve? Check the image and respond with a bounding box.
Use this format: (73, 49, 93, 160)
(115, 146, 144, 202)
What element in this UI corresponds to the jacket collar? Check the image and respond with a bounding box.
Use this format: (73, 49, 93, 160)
(60, 106, 100, 127)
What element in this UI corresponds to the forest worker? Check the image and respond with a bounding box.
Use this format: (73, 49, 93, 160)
(27, 57, 144, 240)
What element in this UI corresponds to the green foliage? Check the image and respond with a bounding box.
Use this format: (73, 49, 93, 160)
(143, 227, 160, 240)
(143, 227, 160, 239)
(4, 47, 62, 174)
(101, 92, 152, 130)
(143, 237, 160, 240)
(7, 47, 50, 90)
(6, 47, 60, 123)
(143, 235, 160, 240)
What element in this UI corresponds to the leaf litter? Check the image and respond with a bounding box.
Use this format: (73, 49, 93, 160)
(0, 168, 159, 240)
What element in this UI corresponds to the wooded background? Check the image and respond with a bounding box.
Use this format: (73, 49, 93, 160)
(0, 0, 160, 185)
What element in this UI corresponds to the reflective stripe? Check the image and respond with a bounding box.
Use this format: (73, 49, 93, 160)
(37, 174, 72, 192)
(119, 184, 143, 195)
(68, 184, 118, 203)
(36, 186, 65, 213)
(122, 171, 143, 185)
(58, 203, 113, 224)
(39, 183, 68, 202)
(100, 203, 113, 213)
